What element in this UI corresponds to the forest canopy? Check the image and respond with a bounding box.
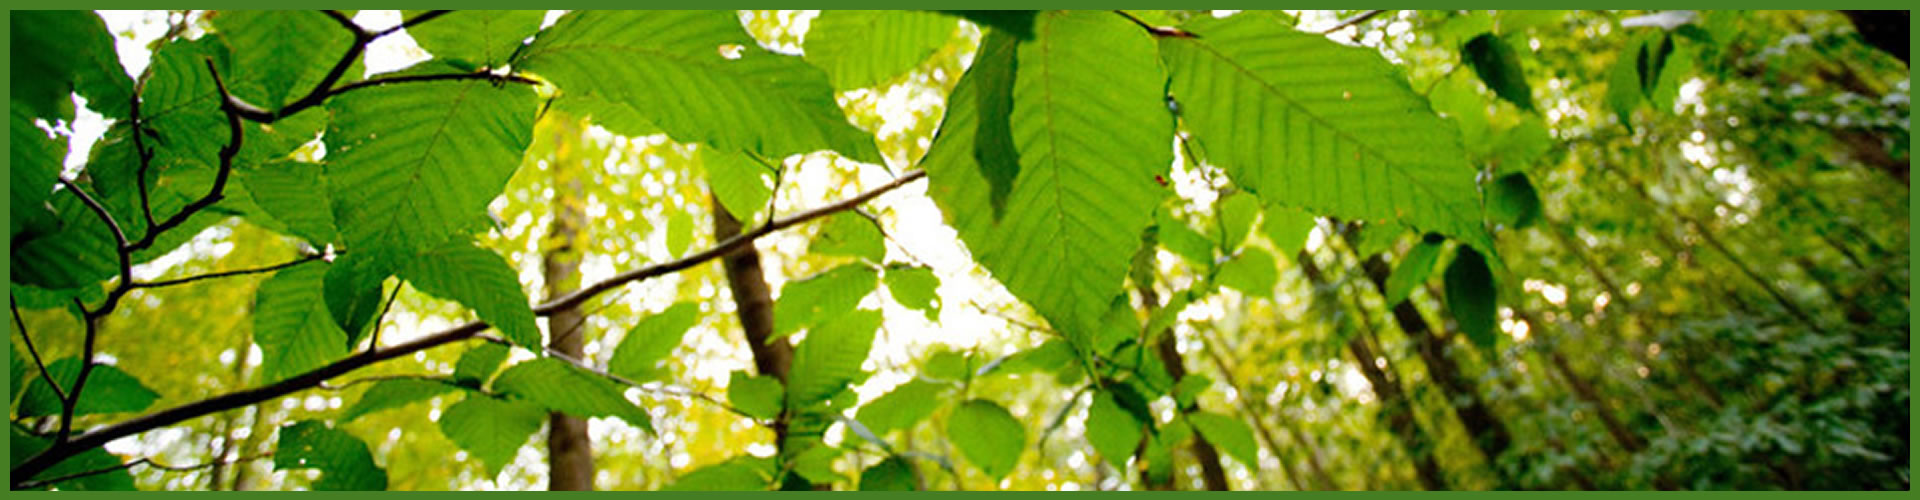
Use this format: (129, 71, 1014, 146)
(7, 9, 1911, 491)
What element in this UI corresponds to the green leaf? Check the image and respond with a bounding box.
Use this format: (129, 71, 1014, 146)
(437, 393, 545, 478)
(1216, 247, 1278, 298)
(11, 424, 135, 490)
(11, 107, 65, 242)
(322, 251, 388, 347)
(667, 210, 695, 259)
(811, 212, 886, 262)
(946, 399, 1026, 480)
(403, 10, 545, 68)
(1490, 117, 1553, 176)
(608, 302, 700, 382)
(399, 241, 542, 352)
(859, 456, 918, 491)
(254, 262, 352, 383)
(1605, 40, 1646, 131)
(452, 342, 511, 386)
(339, 378, 458, 422)
(1188, 412, 1259, 468)
(1173, 374, 1212, 409)
(791, 445, 845, 484)
(883, 265, 941, 321)
(274, 420, 389, 490)
(666, 457, 774, 491)
(10, 342, 28, 407)
(1462, 33, 1535, 112)
(553, 93, 659, 138)
(1157, 208, 1216, 267)
(1444, 246, 1499, 348)
(214, 11, 357, 110)
(238, 161, 339, 245)
(924, 11, 1171, 340)
(986, 339, 1076, 377)
(1353, 222, 1405, 259)
(1085, 391, 1145, 465)
(517, 11, 880, 163)
(1487, 172, 1542, 229)
(1384, 235, 1445, 305)
(702, 148, 774, 223)
(804, 10, 956, 90)
(856, 378, 951, 436)
(493, 358, 653, 432)
(11, 187, 122, 290)
(10, 10, 132, 120)
(924, 349, 969, 381)
(936, 10, 1038, 39)
(1216, 191, 1262, 252)
(325, 61, 537, 259)
(786, 309, 881, 408)
(1161, 14, 1495, 257)
(18, 358, 160, 418)
(771, 265, 879, 339)
(726, 370, 785, 420)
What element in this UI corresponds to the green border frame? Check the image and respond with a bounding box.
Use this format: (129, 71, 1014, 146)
(4, 3, 1914, 495)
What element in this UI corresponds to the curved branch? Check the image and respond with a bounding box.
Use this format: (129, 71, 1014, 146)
(10, 170, 927, 485)
(130, 254, 323, 290)
(12, 296, 66, 403)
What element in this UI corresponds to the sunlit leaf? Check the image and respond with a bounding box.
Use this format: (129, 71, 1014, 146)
(493, 358, 653, 432)
(18, 358, 160, 418)
(437, 393, 545, 478)
(804, 10, 955, 90)
(274, 420, 388, 490)
(608, 302, 700, 382)
(945, 399, 1026, 480)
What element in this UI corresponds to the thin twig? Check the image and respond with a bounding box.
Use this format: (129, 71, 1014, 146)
(367, 281, 403, 352)
(16, 453, 273, 490)
(377, 10, 450, 37)
(12, 296, 66, 402)
(55, 303, 102, 445)
(10, 170, 930, 485)
(1323, 9, 1389, 34)
(479, 333, 749, 418)
(130, 254, 322, 289)
(318, 374, 459, 391)
(130, 91, 157, 232)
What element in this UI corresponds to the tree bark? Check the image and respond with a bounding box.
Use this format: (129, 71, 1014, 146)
(542, 120, 595, 491)
(1196, 330, 1334, 490)
(1341, 231, 1514, 487)
(1296, 251, 1447, 490)
(710, 195, 817, 489)
(1135, 282, 1230, 491)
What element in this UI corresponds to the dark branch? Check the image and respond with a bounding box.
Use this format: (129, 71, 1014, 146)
(10, 170, 929, 484)
(121, 59, 243, 257)
(378, 10, 451, 37)
(12, 296, 66, 403)
(1323, 9, 1389, 34)
(129, 92, 157, 232)
(56, 303, 102, 445)
(130, 254, 323, 290)
(1112, 10, 1196, 38)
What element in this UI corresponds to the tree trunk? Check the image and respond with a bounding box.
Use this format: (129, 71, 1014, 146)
(711, 195, 817, 489)
(1341, 232, 1514, 487)
(1136, 282, 1230, 491)
(1196, 329, 1333, 490)
(542, 120, 595, 491)
(1296, 251, 1447, 490)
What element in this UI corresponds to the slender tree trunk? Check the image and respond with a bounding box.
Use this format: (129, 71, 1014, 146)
(1338, 231, 1514, 487)
(1297, 251, 1447, 490)
(207, 331, 254, 490)
(543, 120, 595, 491)
(1196, 329, 1333, 490)
(1136, 282, 1229, 491)
(711, 196, 818, 489)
